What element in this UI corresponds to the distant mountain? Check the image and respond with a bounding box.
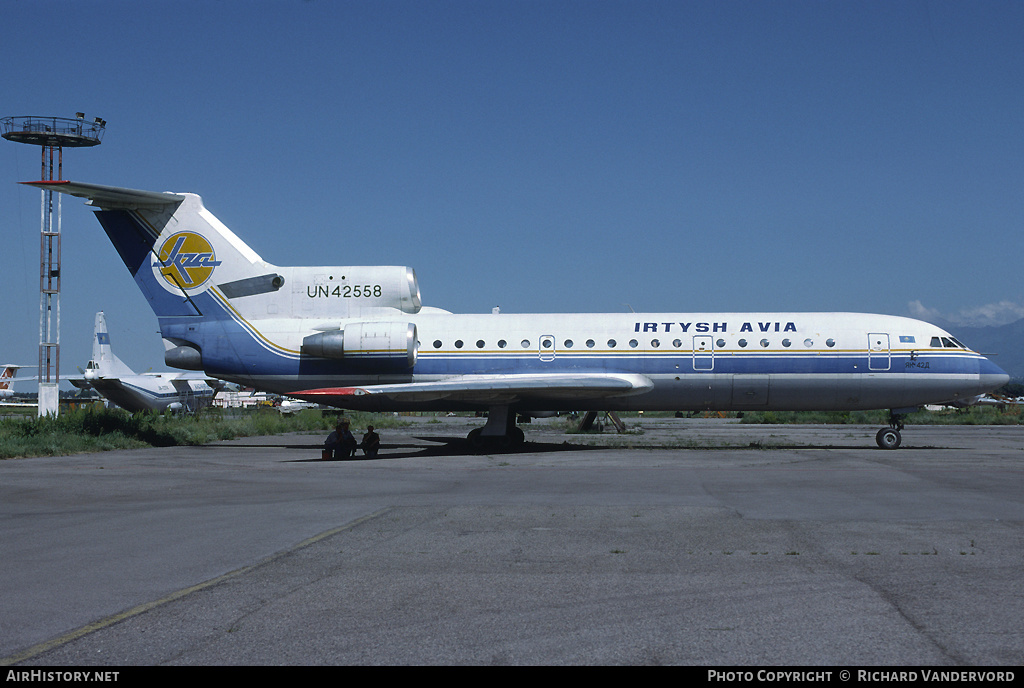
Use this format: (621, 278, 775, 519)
(936, 318, 1024, 381)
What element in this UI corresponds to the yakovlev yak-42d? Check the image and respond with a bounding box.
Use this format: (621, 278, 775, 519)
(26, 180, 1008, 449)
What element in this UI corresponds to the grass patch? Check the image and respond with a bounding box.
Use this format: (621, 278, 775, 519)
(0, 407, 408, 460)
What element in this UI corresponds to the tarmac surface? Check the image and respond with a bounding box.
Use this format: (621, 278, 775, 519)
(1, 416, 1022, 666)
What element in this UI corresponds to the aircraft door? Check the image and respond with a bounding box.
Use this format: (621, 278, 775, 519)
(693, 335, 714, 370)
(539, 335, 556, 362)
(868, 333, 890, 371)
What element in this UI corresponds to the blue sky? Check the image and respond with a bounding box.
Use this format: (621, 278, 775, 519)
(2, 0, 1022, 378)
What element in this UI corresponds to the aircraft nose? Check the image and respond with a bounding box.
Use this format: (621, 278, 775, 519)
(978, 357, 1010, 391)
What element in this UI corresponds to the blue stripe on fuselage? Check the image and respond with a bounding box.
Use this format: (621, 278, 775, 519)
(409, 352, 984, 377)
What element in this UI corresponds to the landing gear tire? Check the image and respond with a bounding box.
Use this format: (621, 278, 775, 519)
(875, 427, 902, 450)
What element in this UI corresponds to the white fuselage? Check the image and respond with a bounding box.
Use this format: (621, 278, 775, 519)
(78, 373, 218, 413)
(218, 310, 1005, 413)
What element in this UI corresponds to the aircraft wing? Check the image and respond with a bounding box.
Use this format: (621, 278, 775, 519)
(291, 373, 653, 405)
(20, 180, 184, 208)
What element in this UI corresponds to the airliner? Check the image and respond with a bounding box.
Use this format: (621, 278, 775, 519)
(26, 180, 1009, 449)
(67, 310, 223, 413)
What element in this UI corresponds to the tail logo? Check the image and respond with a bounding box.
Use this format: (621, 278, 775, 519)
(155, 232, 222, 290)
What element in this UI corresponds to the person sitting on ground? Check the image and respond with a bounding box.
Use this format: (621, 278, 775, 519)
(324, 419, 358, 459)
(361, 424, 381, 457)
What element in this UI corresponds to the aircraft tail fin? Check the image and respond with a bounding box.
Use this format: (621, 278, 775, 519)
(88, 311, 137, 378)
(22, 180, 278, 322)
(0, 365, 20, 391)
(24, 180, 425, 380)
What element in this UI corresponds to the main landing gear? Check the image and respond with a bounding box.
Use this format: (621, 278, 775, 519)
(467, 405, 525, 451)
(875, 411, 906, 450)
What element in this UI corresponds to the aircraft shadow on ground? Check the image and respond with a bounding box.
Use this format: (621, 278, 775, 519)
(253, 435, 603, 461)
(223, 436, 947, 461)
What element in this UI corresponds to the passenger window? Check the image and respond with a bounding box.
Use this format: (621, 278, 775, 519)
(586, 339, 595, 348)
(455, 340, 464, 349)
(608, 339, 617, 348)
(738, 339, 747, 348)
(826, 338, 835, 348)
(433, 340, 442, 349)
(498, 340, 507, 348)
(476, 340, 485, 348)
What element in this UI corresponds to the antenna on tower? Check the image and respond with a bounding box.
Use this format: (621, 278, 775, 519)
(3, 114, 105, 416)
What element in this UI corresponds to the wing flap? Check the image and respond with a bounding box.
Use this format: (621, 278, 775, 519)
(292, 373, 653, 405)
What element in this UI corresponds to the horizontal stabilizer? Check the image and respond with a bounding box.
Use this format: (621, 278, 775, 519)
(20, 180, 184, 208)
(66, 377, 130, 401)
(292, 373, 653, 405)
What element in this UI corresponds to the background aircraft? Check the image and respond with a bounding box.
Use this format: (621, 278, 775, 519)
(67, 311, 224, 413)
(30, 180, 1009, 449)
(277, 398, 322, 414)
(0, 365, 37, 409)
(0, 365, 24, 398)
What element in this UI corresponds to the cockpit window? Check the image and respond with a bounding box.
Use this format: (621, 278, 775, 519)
(932, 336, 964, 348)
